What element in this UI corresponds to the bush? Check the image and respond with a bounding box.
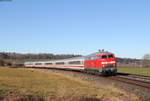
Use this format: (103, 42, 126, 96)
(0, 59, 5, 66)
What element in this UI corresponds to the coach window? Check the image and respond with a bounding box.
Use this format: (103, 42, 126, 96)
(35, 63, 42, 65)
(69, 61, 81, 64)
(56, 62, 64, 65)
(102, 55, 107, 59)
(45, 63, 53, 65)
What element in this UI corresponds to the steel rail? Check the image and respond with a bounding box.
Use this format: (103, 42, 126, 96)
(109, 76, 150, 90)
(117, 72, 150, 81)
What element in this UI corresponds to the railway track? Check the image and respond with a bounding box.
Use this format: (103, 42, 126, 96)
(117, 72, 150, 81)
(85, 72, 150, 90)
(108, 76, 150, 90)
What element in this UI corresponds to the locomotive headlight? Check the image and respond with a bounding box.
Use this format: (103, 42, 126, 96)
(101, 61, 115, 64)
(110, 61, 115, 63)
(101, 62, 107, 64)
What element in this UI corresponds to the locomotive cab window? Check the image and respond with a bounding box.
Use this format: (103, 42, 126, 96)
(102, 55, 107, 59)
(108, 54, 114, 58)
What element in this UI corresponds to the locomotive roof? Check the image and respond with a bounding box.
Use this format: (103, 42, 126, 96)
(86, 51, 113, 57)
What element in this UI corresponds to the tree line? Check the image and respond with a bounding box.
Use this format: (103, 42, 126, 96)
(0, 52, 150, 67)
(0, 52, 81, 60)
(0, 52, 81, 66)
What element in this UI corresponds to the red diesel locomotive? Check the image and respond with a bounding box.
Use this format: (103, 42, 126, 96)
(84, 51, 117, 75)
(24, 51, 117, 75)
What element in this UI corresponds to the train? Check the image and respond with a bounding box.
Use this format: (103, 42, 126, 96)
(24, 51, 117, 75)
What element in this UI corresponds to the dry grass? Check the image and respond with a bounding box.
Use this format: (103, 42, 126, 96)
(0, 67, 141, 101)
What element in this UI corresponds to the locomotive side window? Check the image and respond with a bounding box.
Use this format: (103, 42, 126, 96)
(56, 62, 64, 65)
(108, 54, 114, 58)
(102, 55, 107, 59)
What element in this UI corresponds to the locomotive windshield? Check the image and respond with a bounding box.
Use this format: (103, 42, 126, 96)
(108, 54, 114, 58)
(102, 55, 107, 59)
(101, 54, 114, 59)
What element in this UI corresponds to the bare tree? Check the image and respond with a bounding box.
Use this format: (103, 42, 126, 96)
(142, 54, 150, 67)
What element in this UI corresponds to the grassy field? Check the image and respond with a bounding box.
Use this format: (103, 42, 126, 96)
(118, 67, 150, 76)
(0, 67, 140, 101)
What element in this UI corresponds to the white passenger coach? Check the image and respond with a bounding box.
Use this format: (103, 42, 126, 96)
(24, 57, 85, 70)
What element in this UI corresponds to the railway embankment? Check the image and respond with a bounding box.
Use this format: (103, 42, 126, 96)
(0, 67, 140, 101)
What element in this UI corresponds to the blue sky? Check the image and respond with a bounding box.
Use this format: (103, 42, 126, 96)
(0, 0, 150, 58)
